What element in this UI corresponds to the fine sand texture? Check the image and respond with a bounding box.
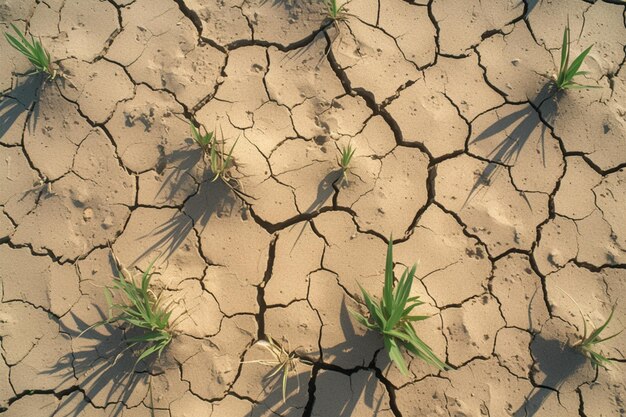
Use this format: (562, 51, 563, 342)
(1, 0, 625, 416)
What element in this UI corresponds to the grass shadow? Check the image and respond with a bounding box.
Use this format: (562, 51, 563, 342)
(246, 300, 386, 417)
(464, 83, 558, 207)
(282, 29, 332, 70)
(513, 290, 591, 417)
(131, 158, 237, 265)
(0, 73, 43, 142)
(134, 211, 195, 266)
(49, 309, 156, 417)
(259, 0, 328, 11)
(513, 335, 587, 417)
(183, 177, 239, 233)
(304, 169, 340, 214)
(288, 169, 341, 253)
(154, 141, 203, 204)
(258, 0, 295, 7)
(321, 298, 384, 366)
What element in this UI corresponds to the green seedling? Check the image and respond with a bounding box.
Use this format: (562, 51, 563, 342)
(4, 23, 57, 80)
(554, 21, 598, 90)
(557, 287, 622, 369)
(190, 122, 213, 154)
(325, 0, 348, 22)
(350, 238, 448, 375)
(244, 335, 300, 403)
(81, 257, 176, 365)
(208, 126, 239, 183)
(573, 304, 622, 369)
(337, 142, 356, 183)
(190, 122, 239, 183)
(318, 0, 352, 68)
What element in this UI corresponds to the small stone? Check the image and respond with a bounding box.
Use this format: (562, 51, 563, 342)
(101, 216, 114, 229)
(82, 208, 93, 221)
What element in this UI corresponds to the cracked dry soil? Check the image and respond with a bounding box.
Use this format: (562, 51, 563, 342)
(1, 0, 625, 416)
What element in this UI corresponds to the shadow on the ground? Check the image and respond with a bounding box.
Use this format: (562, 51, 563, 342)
(282, 30, 331, 70)
(49, 309, 157, 417)
(303, 168, 340, 215)
(512, 335, 587, 417)
(463, 83, 558, 207)
(289, 168, 341, 253)
(155, 142, 203, 203)
(259, 0, 327, 11)
(259, 0, 293, 7)
(523, 0, 541, 16)
(0, 73, 43, 142)
(246, 300, 387, 417)
(133, 175, 237, 264)
(512, 290, 591, 417)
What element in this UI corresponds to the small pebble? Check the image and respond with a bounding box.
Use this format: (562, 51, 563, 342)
(83, 208, 94, 221)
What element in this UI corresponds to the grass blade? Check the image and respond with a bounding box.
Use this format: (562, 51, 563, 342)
(385, 337, 409, 376)
(554, 21, 596, 91)
(383, 238, 394, 317)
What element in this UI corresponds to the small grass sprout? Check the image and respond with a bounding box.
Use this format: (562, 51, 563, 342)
(325, 0, 348, 23)
(190, 122, 213, 154)
(4, 23, 57, 80)
(208, 126, 239, 183)
(244, 335, 300, 403)
(350, 238, 448, 375)
(337, 142, 356, 183)
(554, 21, 598, 90)
(318, 0, 351, 68)
(81, 257, 176, 365)
(573, 304, 622, 369)
(190, 122, 239, 183)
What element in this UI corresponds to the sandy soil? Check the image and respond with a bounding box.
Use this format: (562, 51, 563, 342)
(1, 0, 625, 416)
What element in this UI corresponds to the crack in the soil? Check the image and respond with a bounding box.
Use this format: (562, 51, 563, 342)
(255, 235, 278, 340)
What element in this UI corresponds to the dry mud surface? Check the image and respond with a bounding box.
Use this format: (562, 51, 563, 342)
(1, 0, 626, 416)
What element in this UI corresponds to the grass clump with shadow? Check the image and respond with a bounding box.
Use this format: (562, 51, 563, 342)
(337, 142, 356, 184)
(190, 121, 240, 185)
(350, 238, 448, 375)
(554, 21, 598, 90)
(81, 256, 177, 365)
(4, 23, 58, 80)
(573, 303, 622, 369)
(559, 288, 622, 370)
(243, 335, 302, 404)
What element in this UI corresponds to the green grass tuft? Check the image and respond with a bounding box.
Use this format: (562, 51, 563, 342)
(4, 23, 57, 80)
(574, 304, 622, 369)
(190, 122, 239, 183)
(325, 0, 348, 22)
(337, 142, 356, 183)
(350, 238, 448, 375)
(555, 21, 598, 90)
(190, 122, 214, 153)
(81, 257, 174, 365)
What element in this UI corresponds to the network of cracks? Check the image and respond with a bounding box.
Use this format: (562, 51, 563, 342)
(0, 0, 625, 416)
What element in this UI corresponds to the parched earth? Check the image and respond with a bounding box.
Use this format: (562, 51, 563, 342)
(1, 0, 625, 416)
